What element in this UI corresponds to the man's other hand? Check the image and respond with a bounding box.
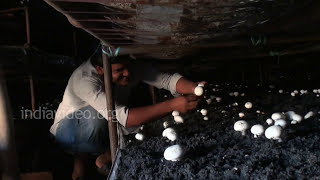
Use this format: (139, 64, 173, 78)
(170, 95, 200, 113)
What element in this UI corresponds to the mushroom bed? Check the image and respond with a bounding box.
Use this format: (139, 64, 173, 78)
(117, 82, 320, 179)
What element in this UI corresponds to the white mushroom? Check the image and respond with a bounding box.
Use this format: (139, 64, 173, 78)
(304, 111, 314, 119)
(172, 110, 179, 116)
(291, 114, 302, 124)
(166, 132, 177, 141)
(203, 116, 209, 121)
(198, 83, 205, 87)
(265, 125, 282, 142)
(194, 86, 204, 96)
(285, 111, 296, 120)
(162, 128, 177, 141)
(206, 99, 212, 104)
(238, 112, 245, 118)
(162, 128, 175, 137)
(216, 97, 222, 102)
(244, 102, 253, 109)
(278, 89, 283, 94)
(135, 133, 144, 141)
(240, 93, 245, 97)
(163, 121, 170, 128)
(274, 119, 287, 128)
(266, 118, 273, 125)
(271, 112, 284, 121)
(291, 92, 295, 97)
(234, 120, 249, 136)
(232, 102, 238, 106)
(164, 144, 185, 161)
(200, 109, 208, 116)
(174, 115, 184, 124)
(233, 92, 239, 97)
(250, 124, 264, 138)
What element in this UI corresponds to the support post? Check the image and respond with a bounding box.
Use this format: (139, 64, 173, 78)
(0, 69, 20, 180)
(25, 7, 35, 112)
(29, 75, 35, 112)
(101, 45, 118, 163)
(24, 7, 30, 45)
(149, 85, 156, 104)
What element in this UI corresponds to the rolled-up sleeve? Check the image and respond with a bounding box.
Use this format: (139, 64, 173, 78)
(139, 63, 183, 96)
(76, 77, 129, 127)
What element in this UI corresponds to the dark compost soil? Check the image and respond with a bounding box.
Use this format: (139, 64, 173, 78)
(117, 82, 320, 180)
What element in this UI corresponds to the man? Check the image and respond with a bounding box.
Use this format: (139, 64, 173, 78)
(50, 46, 203, 180)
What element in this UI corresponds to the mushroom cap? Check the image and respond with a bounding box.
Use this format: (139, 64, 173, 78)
(135, 133, 144, 141)
(194, 86, 204, 96)
(200, 109, 208, 116)
(206, 99, 212, 104)
(274, 119, 287, 128)
(162, 128, 175, 137)
(285, 111, 296, 120)
(251, 124, 264, 135)
(172, 110, 179, 116)
(238, 112, 245, 118)
(304, 111, 314, 119)
(234, 120, 249, 131)
(271, 112, 283, 121)
(292, 114, 302, 122)
(164, 144, 185, 161)
(266, 118, 273, 125)
(244, 102, 253, 109)
(216, 97, 222, 102)
(198, 83, 205, 87)
(174, 115, 184, 124)
(203, 116, 209, 121)
(265, 125, 282, 139)
(163, 121, 170, 128)
(233, 92, 239, 96)
(166, 131, 177, 141)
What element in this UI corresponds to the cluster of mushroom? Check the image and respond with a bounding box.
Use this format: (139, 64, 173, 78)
(163, 83, 209, 161)
(162, 111, 186, 161)
(234, 112, 288, 142)
(234, 120, 282, 142)
(235, 110, 313, 142)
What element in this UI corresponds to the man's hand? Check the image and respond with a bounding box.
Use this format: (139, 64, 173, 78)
(170, 95, 201, 113)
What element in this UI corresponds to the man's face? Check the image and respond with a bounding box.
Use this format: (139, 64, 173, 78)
(111, 61, 130, 86)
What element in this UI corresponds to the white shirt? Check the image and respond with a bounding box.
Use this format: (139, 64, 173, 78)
(50, 59, 183, 135)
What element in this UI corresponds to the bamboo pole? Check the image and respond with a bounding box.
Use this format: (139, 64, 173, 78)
(101, 45, 118, 163)
(0, 69, 20, 180)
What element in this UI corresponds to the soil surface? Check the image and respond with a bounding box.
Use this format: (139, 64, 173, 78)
(117, 82, 320, 180)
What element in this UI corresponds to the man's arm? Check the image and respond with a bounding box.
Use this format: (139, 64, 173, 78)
(126, 95, 199, 128)
(139, 63, 205, 96)
(175, 77, 198, 95)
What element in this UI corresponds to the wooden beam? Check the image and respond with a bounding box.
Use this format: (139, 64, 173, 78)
(44, 0, 111, 46)
(101, 44, 118, 163)
(0, 7, 25, 14)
